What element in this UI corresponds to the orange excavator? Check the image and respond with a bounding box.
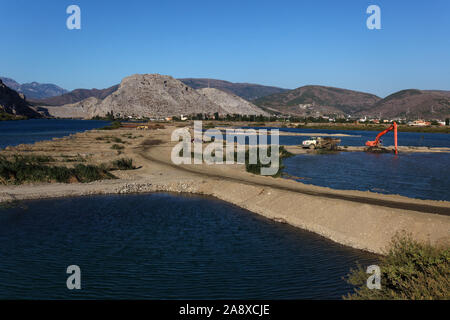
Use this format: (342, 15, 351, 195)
(365, 122, 398, 154)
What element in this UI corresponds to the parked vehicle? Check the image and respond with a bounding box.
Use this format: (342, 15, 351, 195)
(302, 137, 341, 150)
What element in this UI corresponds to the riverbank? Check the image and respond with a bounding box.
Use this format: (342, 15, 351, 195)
(1, 125, 449, 254)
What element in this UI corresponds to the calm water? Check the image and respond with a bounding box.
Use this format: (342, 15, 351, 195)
(236, 126, 450, 201)
(283, 152, 450, 201)
(0, 193, 377, 299)
(0, 119, 109, 149)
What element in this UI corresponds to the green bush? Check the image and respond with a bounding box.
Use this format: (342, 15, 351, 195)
(344, 233, 450, 300)
(100, 121, 121, 130)
(111, 144, 124, 150)
(245, 145, 293, 177)
(112, 137, 125, 144)
(0, 156, 115, 184)
(112, 158, 136, 170)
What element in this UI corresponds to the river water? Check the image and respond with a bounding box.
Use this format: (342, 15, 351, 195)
(0, 121, 446, 298)
(0, 119, 109, 149)
(238, 126, 450, 201)
(0, 193, 378, 299)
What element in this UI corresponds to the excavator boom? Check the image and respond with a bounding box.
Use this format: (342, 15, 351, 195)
(365, 122, 398, 154)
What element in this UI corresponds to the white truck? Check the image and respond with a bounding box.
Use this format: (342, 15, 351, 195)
(302, 137, 341, 150)
(302, 137, 319, 149)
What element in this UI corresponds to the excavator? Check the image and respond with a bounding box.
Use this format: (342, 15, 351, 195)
(365, 122, 398, 154)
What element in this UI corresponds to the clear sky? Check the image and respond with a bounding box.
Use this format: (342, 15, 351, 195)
(1, 0, 449, 97)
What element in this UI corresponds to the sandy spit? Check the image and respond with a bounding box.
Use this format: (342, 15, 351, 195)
(0, 126, 449, 255)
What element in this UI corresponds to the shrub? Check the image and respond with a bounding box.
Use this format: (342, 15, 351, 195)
(245, 145, 293, 177)
(100, 121, 121, 130)
(112, 158, 136, 170)
(0, 156, 115, 184)
(112, 137, 125, 144)
(111, 144, 124, 150)
(344, 233, 450, 300)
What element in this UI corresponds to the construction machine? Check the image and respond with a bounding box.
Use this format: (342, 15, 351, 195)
(365, 122, 398, 154)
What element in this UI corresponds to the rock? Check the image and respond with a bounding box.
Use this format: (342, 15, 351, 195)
(0, 80, 42, 118)
(45, 74, 226, 119)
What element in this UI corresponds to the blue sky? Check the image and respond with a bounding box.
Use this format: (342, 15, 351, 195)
(1, 0, 449, 97)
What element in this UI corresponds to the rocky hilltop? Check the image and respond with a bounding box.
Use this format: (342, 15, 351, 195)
(361, 89, 450, 119)
(0, 79, 41, 118)
(44, 74, 239, 119)
(197, 88, 268, 116)
(254, 85, 381, 116)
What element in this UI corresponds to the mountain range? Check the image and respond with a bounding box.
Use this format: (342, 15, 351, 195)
(32, 85, 120, 106)
(253, 85, 381, 116)
(360, 89, 450, 119)
(0, 77, 67, 100)
(30, 78, 286, 106)
(42, 74, 268, 119)
(254, 86, 450, 119)
(1, 75, 449, 119)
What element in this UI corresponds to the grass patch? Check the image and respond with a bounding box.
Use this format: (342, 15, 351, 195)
(59, 154, 87, 162)
(0, 155, 115, 184)
(111, 137, 126, 144)
(111, 158, 136, 170)
(245, 145, 294, 177)
(122, 133, 143, 139)
(344, 233, 449, 300)
(99, 121, 121, 130)
(142, 139, 163, 146)
(111, 144, 125, 150)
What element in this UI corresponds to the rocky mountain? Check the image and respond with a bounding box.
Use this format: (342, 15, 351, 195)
(0, 77, 67, 100)
(0, 79, 41, 118)
(361, 89, 450, 119)
(253, 85, 381, 116)
(197, 88, 268, 116)
(35, 78, 287, 107)
(179, 78, 288, 101)
(31, 85, 120, 106)
(44, 74, 229, 119)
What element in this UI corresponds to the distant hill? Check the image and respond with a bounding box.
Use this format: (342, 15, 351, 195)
(0, 79, 41, 118)
(44, 74, 227, 119)
(32, 85, 120, 106)
(0, 77, 67, 100)
(179, 78, 288, 101)
(34, 78, 287, 107)
(361, 89, 450, 119)
(44, 74, 269, 119)
(253, 85, 381, 116)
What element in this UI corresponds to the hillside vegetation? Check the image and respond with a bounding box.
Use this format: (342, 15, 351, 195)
(344, 233, 449, 300)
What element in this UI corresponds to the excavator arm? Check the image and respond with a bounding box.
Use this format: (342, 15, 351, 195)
(365, 122, 398, 154)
